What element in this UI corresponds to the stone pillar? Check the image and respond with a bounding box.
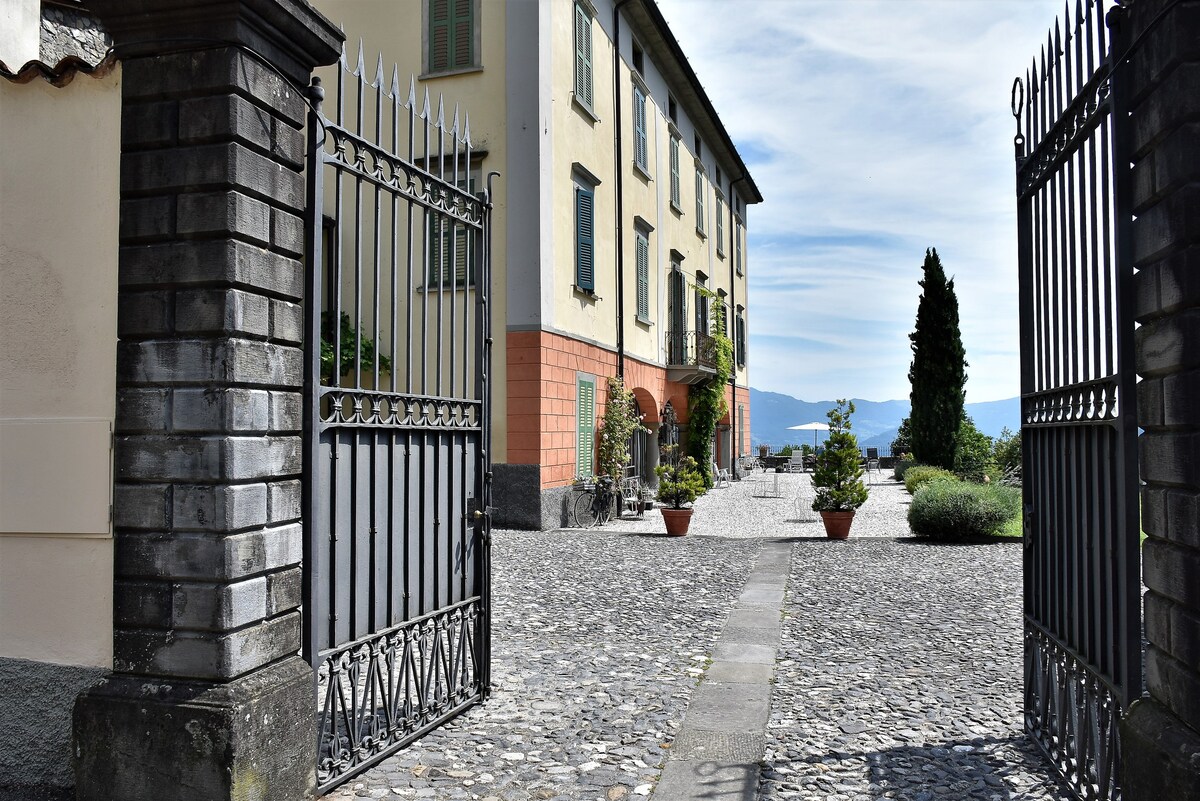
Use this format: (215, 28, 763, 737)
(72, 3, 341, 800)
(1122, 0, 1200, 797)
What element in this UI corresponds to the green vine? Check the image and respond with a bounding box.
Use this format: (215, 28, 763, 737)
(687, 296, 734, 488)
(596, 377, 649, 482)
(320, 311, 391, 382)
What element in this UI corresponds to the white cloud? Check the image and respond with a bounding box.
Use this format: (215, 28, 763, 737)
(657, 0, 1076, 402)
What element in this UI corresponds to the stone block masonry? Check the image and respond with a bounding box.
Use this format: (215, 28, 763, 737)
(72, 2, 341, 800)
(1123, 0, 1200, 798)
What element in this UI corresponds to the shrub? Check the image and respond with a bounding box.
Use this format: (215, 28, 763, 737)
(907, 481, 1022, 540)
(893, 459, 915, 482)
(954, 416, 995, 481)
(903, 465, 958, 494)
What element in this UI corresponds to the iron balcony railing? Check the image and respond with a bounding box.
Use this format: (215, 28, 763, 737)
(666, 329, 719, 369)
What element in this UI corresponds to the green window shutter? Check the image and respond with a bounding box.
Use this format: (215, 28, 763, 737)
(635, 232, 649, 320)
(735, 221, 743, 274)
(695, 170, 705, 232)
(428, 179, 476, 286)
(575, 185, 595, 291)
(574, 3, 593, 109)
(716, 196, 725, 252)
(577, 376, 595, 478)
(633, 86, 647, 170)
(430, 0, 473, 72)
(669, 137, 680, 207)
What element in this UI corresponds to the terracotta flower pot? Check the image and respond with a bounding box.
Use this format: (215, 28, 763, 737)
(819, 510, 855, 540)
(662, 507, 694, 536)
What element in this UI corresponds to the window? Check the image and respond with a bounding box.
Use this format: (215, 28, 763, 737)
(668, 263, 687, 363)
(427, 0, 476, 73)
(717, 289, 728, 336)
(694, 166, 706, 236)
(573, 2, 593, 110)
(575, 183, 595, 292)
(694, 135, 702, 159)
(695, 272, 709, 335)
(633, 84, 648, 173)
(715, 194, 725, 256)
(735, 307, 747, 366)
(669, 136, 681, 209)
(735, 218, 744, 275)
(632, 41, 644, 75)
(577, 375, 596, 478)
(428, 176, 478, 287)
(635, 230, 650, 322)
(668, 95, 677, 124)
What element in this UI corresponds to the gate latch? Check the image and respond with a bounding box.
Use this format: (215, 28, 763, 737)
(1023, 503, 1035, 549)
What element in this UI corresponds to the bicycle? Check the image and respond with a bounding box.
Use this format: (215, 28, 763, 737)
(571, 475, 616, 528)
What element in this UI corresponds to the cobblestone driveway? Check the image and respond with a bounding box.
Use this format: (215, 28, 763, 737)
(324, 477, 1071, 801)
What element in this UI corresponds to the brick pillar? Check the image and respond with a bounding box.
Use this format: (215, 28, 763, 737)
(72, 2, 341, 799)
(1122, 0, 1200, 797)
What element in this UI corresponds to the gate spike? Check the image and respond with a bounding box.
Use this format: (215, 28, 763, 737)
(435, 93, 446, 131)
(338, 40, 348, 69)
(450, 102, 461, 138)
(390, 64, 401, 100)
(406, 75, 417, 110)
(1054, 19, 1062, 61)
(1040, 45, 1047, 84)
(421, 86, 432, 120)
(1075, 0, 1084, 31)
(462, 110, 472, 147)
(354, 38, 366, 77)
(373, 52, 385, 89)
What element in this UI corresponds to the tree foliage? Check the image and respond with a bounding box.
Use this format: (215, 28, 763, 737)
(687, 298, 733, 488)
(596, 377, 648, 482)
(811, 399, 869, 512)
(890, 416, 912, 456)
(908, 248, 967, 471)
(953, 416, 996, 482)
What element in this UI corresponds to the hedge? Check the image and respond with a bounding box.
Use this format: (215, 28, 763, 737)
(907, 481, 1022, 540)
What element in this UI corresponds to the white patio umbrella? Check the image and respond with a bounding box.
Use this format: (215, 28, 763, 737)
(786, 421, 829, 449)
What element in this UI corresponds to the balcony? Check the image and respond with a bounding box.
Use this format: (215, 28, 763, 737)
(666, 329, 719, 385)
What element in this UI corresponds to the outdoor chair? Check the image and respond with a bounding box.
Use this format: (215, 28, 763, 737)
(712, 461, 731, 488)
(864, 447, 880, 484)
(787, 452, 806, 472)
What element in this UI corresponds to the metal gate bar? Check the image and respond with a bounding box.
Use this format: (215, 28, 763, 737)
(303, 43, 493, 793)
(1012, 2, 1140, 799)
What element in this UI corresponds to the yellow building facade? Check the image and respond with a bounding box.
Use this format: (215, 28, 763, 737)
(313, 0, 760, 529)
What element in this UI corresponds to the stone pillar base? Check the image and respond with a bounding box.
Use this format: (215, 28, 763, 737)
(73, 657, 315, 801)
(1120, 698, 1200, 801)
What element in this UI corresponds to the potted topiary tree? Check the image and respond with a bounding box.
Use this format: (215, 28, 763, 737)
(811, 399, 869, 539)
(655, 446, 706, 536)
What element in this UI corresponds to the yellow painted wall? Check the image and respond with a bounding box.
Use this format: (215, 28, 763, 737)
(0, 69, 121, 669)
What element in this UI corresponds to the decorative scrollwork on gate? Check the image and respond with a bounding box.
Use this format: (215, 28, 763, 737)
(1025, 625, 1122, 801)
(316, 599, 482, 791)
(320, 389, 481, 430)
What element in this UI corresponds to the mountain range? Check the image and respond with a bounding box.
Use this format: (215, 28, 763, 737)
(748, 388, 1020, 452)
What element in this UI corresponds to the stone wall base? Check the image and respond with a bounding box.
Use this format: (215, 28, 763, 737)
(1120, 698, 1200, 801)
(0, 657, 107, 801)
(73, 656, 315, 801)
(492, 463, 574, 530)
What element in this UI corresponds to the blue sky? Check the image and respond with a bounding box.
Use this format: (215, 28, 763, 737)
(656, 0, 1076, 403)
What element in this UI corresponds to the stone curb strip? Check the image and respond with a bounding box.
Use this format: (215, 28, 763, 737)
(651, 539, 793, 801)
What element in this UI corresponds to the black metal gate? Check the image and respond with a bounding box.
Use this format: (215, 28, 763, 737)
(302, 46, 493, 793)
(1012, 2, 1139, 799)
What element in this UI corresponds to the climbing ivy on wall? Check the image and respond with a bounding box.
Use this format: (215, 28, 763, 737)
(687, 297, 733, 488)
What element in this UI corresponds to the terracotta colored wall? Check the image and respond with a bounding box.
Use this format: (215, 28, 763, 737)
(505, 330, 697, 490)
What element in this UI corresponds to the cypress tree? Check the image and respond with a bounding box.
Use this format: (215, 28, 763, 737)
(908, 248, 966, 470)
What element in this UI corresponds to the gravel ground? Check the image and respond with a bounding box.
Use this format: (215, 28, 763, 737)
(324, 473, 1071, 801)
(324, 532, 763, 801)
(760, 538, 1071, 801)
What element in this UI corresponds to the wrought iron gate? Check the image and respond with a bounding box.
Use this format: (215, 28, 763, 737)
(1012, 2, 1139, 799)
(302, 45, 493, 793)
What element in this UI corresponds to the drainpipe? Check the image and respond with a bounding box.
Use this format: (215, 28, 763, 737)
(612, 0, 633, 380)
(729, 174, 748, 476)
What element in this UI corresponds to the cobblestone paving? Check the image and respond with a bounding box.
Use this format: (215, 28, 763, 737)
(325, 475, 1072, 801)
(325, 531, 762, 801)
(759, 538, 1072, 801)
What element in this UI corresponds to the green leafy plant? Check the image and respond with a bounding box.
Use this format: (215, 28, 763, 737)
(596, 377, 649, 482)
(811, 399, 869, 512)
(903, 464, 958, 494)
(907, 480, 1021, 540)
(954, 416, 996, 482)
(321, 311, 391, 382)
(994, 427, 1022, 485)
(687, 297, 733, 488)
(655, 446, 706, 509)
(890, 416, 912, 455)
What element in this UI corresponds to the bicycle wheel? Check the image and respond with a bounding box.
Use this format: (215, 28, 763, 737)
(595, 492, 612, 526)
(572, 491, 599, 527)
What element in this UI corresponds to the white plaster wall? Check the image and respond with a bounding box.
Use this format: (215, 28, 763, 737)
(0, 0, 39, 70)
(0, 70, 121, 669)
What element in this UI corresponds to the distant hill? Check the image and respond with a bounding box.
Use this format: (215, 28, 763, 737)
(749, 388, 1019, 452)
